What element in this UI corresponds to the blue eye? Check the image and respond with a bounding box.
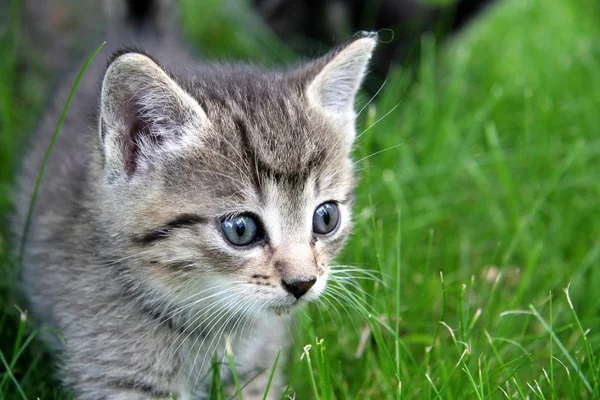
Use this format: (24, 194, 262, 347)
(313, 202, 340, 235)
(221, 215, 263, 246)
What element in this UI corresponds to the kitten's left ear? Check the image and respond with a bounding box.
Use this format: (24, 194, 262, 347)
(303, 32, 377, 119)
(99, 51, 208, 179)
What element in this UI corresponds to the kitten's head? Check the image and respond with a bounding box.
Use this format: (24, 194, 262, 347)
(96, 32, 376, 317)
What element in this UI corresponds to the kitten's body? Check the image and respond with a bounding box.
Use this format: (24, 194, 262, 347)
(14, 1, 375, 398)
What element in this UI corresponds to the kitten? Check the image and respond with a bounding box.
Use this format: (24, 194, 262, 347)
(13, 0, 376, 398)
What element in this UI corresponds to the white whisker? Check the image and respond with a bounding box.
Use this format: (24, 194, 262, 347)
(356, 100, 403, 139)
(115, 281, 246, 351)
(356, 75, 389, 117)
(329, 276, 380, 304)
(352, 142, 405, 165)
(326, 285, 376, 317)
(190, 295, 255, 390)
(322, 291, 359, 331)
(146, 287, 247, 384)
(316, 296, 341, 328)
(176, 289, 247, 373)
(331, 265, 387, 281)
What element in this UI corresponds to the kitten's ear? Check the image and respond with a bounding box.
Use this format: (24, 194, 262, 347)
(99, 51, 207, 178)
(304, 32, 377, 118)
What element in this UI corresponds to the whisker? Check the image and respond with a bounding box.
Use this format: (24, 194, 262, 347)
(315, 296, 341, 328)
(330, 265, 388, 281)
(356, 100, 403, 139)
(329, 271, 385, 284)
(297, 305, 312, 322)
(356, 75, 389, 117)
(216, 301, 267, 395)
(190, 296, 255, 390)
(326, 285, 376, 317)
(312, 298, 329, 325)
(328, 275, 380, 304)
(115, 281, 247, 350)
(147, 288, 247, 383)
(176, 289, 247, 369)
(330, 274, 383, 285)
(322, 291, 359, 332)
(129, 288, 228, 345)
(352, 142, 405, 165)
(236, 299, 264, 346)
(181, 291, 250, 382)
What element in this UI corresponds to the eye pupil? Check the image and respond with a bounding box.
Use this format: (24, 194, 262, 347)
(236, 220, 245, 237)
(322, 209, 330, 225)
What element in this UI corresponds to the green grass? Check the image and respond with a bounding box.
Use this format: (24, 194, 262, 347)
(2, 0, 600, 398)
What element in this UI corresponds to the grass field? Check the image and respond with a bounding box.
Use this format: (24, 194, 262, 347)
(2, 0, 600, 398)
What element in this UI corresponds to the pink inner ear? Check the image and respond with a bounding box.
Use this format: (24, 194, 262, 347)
(121, 98, 163, 177)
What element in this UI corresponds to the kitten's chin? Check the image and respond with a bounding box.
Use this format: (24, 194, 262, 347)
(266, 298, 313, 317)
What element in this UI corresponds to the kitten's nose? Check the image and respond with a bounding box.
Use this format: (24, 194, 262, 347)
(282, 277, 317, 299)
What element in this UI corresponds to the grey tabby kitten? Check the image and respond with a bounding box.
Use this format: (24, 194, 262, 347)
(14, 0, 376, 398)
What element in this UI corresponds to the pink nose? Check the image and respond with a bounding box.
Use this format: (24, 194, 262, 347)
(281, 277, 316, 299)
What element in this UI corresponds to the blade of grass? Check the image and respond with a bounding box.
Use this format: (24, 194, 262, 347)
(0, 327, 37, 393)
(315, 338, 331, 400)
(394, 209, 402, 392)
(528, 304, 593, 394)
(17, 41, 106, 262)
(563, 285, 599, 394)
(225, 340, 242, 400)
(461, 364, 483, 400)
(261, 349, 281, 400)
(302, 344, 320, 399)
(425, 373, 443, 399)
(209, 356, 224, 400)
(0, 348, 27, 400)
(549, 292, 556, 400)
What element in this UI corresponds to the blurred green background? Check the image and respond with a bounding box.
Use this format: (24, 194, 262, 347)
(1, 0, 600, 398)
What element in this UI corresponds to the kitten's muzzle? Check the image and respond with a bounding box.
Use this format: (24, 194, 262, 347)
(281, 277, 317, 299)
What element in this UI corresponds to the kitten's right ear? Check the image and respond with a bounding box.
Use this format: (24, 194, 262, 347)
(302, 32, 377, 119)
(99, 51, 207, 179)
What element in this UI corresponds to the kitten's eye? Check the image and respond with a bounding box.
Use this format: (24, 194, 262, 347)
(313, 202, 340, 235)
(221, 215, 263, 247)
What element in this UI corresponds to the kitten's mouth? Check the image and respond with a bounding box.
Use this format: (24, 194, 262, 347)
(267, 287, 322, 316)
(271, 306, 292, 316)
(269, 299, 302, 316)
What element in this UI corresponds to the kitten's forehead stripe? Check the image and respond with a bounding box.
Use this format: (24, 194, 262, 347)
(229, 97, 328, 183)
(233, 115, 262, 200)
(232, 111, 316, 199)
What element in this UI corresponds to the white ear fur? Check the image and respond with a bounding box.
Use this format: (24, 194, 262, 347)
(306, 35, 376, 118)
(99, 52, 206, 178)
